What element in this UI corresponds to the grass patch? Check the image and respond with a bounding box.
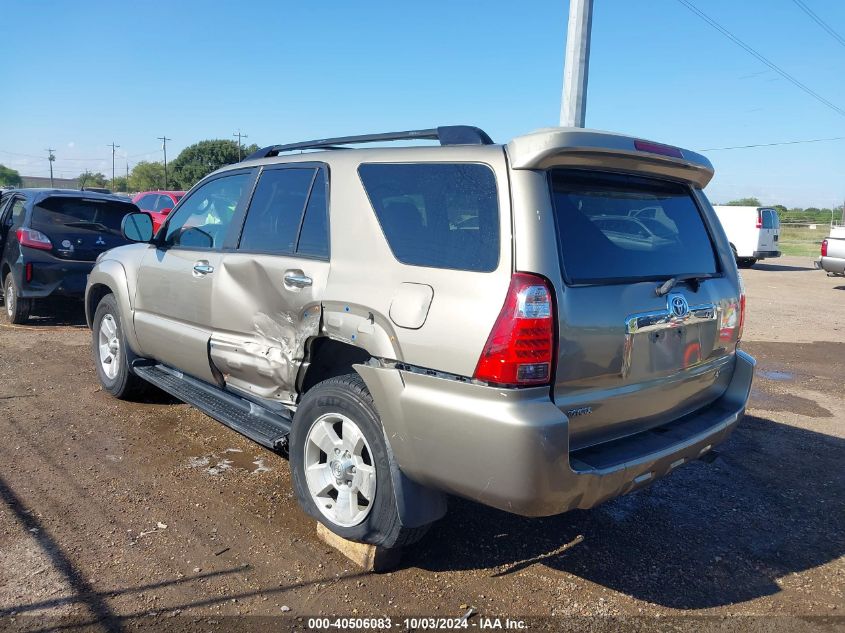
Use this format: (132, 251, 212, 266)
(778, 225, 828, 257)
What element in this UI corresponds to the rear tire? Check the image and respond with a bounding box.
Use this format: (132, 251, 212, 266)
(91, 293, 147, 399)
(737, 258, 757, 268)
(3, 273, 31, 324)
(290, 373, 430, 548)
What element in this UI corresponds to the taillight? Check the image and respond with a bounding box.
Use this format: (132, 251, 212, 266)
(16, 228, 52, 251)
(473, 273, 555, 386)
(821, 239, 828, 257)
(756, 210, 763, 229)
(737, 293, 746, 342)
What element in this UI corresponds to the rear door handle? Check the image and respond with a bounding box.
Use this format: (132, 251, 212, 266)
(193, 262, 214, 275)
(284, 273, 312, 288)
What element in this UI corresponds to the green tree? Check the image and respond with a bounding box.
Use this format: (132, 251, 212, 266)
(0, 164, 23, 187)
(128, 161, 166, 192)
(111, 175, 129, 192)
(168, 139, 259, 190)
(726, 197, 762, 207)
(79, 171, 108, 188)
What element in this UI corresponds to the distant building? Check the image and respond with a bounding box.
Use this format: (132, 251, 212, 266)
(19, 175, 80, 189)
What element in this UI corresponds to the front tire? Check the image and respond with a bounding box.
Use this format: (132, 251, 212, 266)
(3, 273, 31, 324)
(91, 293, 147, 399)
(290, 373, 429, 548)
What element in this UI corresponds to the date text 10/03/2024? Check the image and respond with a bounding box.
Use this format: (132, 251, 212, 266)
(307, 617, 528, 630)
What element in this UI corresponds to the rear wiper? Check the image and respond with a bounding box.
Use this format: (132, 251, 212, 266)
(64, 221, 116, 234)
(655, 273, 714, 297)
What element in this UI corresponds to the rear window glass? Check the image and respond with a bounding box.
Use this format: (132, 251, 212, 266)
(549, 170, 719, 284)
(358, 163, 499, 272)
(32, 197, 137, 234)
(761, 208, 779, 229)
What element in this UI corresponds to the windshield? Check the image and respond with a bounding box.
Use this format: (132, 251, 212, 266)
(549, 170, 719, 284)
(32, 197, 137, 234)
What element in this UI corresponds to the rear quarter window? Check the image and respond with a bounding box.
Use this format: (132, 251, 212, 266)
(358, 163, 499, 272)
(549, 170, 719, 284)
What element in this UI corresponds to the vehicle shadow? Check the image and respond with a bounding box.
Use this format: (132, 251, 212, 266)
(0, 469, 367, 628)
(405, 415, 845, 609)
(750, 262, 815, 272)
(25, 300, 88, 327)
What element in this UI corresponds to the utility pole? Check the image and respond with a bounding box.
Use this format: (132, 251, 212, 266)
(157, 136, 172, 189)
(560, 0, 594, 127)
(108, 142, 120, 190)
(125, 161, 129, 188)
(46, 148, 56, 187)
(233, 129, 248, 161)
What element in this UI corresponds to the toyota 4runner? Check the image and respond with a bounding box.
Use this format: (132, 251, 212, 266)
(85, 126, 755, 548)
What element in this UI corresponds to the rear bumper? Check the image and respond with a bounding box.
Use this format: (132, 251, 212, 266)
(356, 350, 755, 517)
(18, 258, 93, 299)
(752, 250, 780, 259)
(816, 256, 845, 274)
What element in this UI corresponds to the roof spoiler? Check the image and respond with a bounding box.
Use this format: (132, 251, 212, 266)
(507, 128, 715, 188)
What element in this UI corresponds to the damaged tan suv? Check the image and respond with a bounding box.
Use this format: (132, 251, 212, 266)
(86, 126, 755, 547)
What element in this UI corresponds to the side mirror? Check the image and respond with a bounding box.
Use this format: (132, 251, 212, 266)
(121, 212, 154, 242)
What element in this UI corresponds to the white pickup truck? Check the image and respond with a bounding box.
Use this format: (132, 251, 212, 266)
(816, 226, 845, 275)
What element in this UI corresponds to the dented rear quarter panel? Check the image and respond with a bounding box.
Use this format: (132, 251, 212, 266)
(313, 145, 514, 376)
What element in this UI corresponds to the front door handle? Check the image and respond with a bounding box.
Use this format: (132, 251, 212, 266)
(193, 262, 214, 275)
(284, 273, 312, 288)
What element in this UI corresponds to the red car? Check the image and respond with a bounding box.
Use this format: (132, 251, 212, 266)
(132, 191, 186, 233)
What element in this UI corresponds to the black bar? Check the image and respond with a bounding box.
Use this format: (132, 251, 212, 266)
(243, 125, 493, 161)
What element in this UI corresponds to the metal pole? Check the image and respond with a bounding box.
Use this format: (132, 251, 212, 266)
(560, 0, 594, 127)
(233, 130, 248, 161)
(108, 142, 120, 190)
(157, 136, 171, 189)
(46, 148, 56, 187)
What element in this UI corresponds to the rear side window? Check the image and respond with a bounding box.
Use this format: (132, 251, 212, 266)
(135, 194, 157, 212)
(32, 197, 137, 233)
(549, 170, 718, 284)
(358, 163, 499, 272)
(238, 167, 329, 258)
(11, 200, 26, 225)
(296, 170, 329, 258)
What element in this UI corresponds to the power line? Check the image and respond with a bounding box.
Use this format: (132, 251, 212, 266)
(700, 135, 845, 151)
(791, 0, 845, 49)
(675, 0, 845, 117)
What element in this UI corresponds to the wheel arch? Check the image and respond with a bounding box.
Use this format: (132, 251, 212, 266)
(85, 260, 142, 355)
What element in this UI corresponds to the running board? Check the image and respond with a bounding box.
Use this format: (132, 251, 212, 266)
(132, 362, 291, 451)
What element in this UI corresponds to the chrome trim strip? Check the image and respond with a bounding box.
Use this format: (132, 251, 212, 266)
(622, 300, 718, 378)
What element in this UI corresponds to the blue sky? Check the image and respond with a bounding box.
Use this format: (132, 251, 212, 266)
(1, 0, 842, 207)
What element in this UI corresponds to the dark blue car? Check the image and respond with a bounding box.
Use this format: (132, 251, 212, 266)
(0, 189, 138, 323)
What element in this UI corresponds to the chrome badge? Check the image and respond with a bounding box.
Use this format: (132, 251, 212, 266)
(668, 293, 690, 319)
(567, 406, 592, 418)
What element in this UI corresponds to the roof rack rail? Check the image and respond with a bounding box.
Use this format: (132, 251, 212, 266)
(243, 125, 493, 161)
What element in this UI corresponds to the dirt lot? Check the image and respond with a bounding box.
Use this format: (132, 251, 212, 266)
(0, 255, 842, 632)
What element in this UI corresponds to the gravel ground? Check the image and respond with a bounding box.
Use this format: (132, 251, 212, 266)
(0, 256, 842, 632)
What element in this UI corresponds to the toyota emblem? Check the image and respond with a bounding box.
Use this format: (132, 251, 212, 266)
(668, 293, 690, 318)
